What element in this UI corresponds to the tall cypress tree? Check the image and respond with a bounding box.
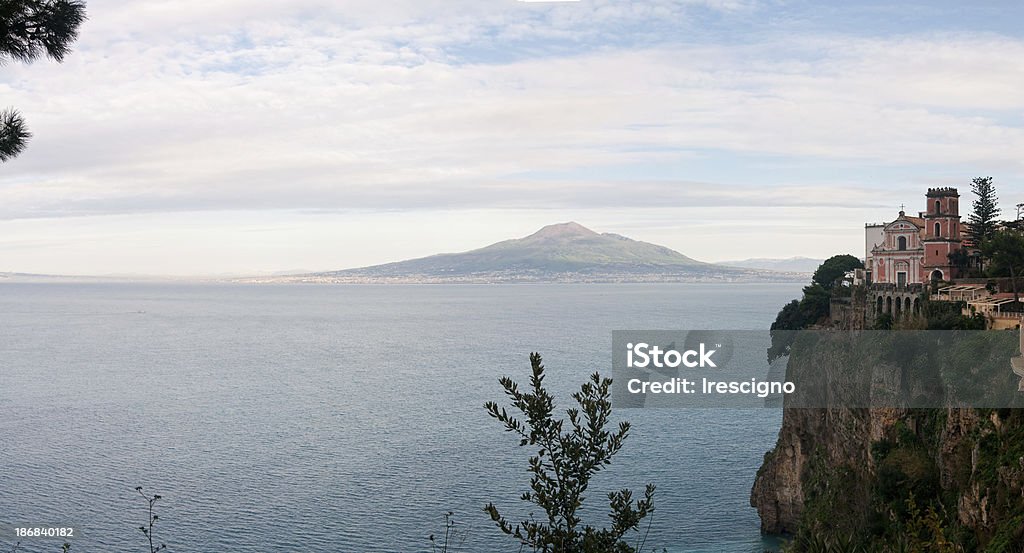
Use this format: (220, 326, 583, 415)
(968, 176, 1000, 245)
(0, 0, 87, 162)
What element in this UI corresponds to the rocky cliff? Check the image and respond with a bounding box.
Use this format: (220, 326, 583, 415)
(751, 332, 1024, 551)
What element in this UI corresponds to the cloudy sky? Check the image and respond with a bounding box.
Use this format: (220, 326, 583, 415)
(2, 0, 1023, 275)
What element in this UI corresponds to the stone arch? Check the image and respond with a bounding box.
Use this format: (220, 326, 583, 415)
(905, 297, 912, 314)
(877, 296, 884, 316)
(931, 269, 943, 282)
(895, 297, 902, 316)
(913, 297, 920, 314)
(886, 296, 893, 314)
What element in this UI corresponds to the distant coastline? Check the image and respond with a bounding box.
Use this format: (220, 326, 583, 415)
(237, 270, 808, 285)
(0, 271, 808, 284)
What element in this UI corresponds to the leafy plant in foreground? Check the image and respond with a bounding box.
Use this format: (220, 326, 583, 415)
(484, 353, 656, 553)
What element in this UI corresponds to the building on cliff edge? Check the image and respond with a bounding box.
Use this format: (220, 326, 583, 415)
(865, 187, 967, 287)
(830, 186, 1023, 329)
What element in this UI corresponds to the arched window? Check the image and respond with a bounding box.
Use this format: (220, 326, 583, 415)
(935, 200, 941, 213)
(897, 236, 907, 250)
(934, 222, 941, 237)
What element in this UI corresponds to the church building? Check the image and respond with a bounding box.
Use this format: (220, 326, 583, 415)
(866, 187, 965, 286)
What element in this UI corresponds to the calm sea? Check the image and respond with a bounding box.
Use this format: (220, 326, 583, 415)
(0, 283, 801, 552)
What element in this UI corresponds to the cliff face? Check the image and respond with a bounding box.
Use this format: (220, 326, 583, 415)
(751, 335, 1024, 551)
(751, 406, 893, 534)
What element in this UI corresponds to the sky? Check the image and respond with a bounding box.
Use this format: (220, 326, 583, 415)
(2, 0, 1023, 275)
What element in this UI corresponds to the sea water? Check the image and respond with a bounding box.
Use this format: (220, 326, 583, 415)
(0, 283, 800, 552)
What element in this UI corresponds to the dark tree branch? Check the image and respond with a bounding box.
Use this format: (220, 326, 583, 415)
(0, 108, 31, 162)
(0, 0, 86, 162)
(0, 0, 87, 64)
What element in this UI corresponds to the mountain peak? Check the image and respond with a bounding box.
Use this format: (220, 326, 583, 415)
(527, 222, 598, 240)
(295, 220, 806, 283)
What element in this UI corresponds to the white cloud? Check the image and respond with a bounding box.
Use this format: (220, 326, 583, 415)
(0, 1, 1021, 272)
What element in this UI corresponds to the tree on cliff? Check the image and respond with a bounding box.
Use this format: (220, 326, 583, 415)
(768, 255, 864, 362)
(946, 248, 971, 274)
(484, 353, 656, 553)
(967, 176, 1000, 245)
(983, 229, 1024, 302)
(811, 254, 863, 290)
(0, 0, 87, 162)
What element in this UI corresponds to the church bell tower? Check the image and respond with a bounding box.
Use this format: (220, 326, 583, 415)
(921, 187, 961, 282)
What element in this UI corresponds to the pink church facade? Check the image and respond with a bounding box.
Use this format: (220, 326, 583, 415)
(867, 188, 964, 286)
